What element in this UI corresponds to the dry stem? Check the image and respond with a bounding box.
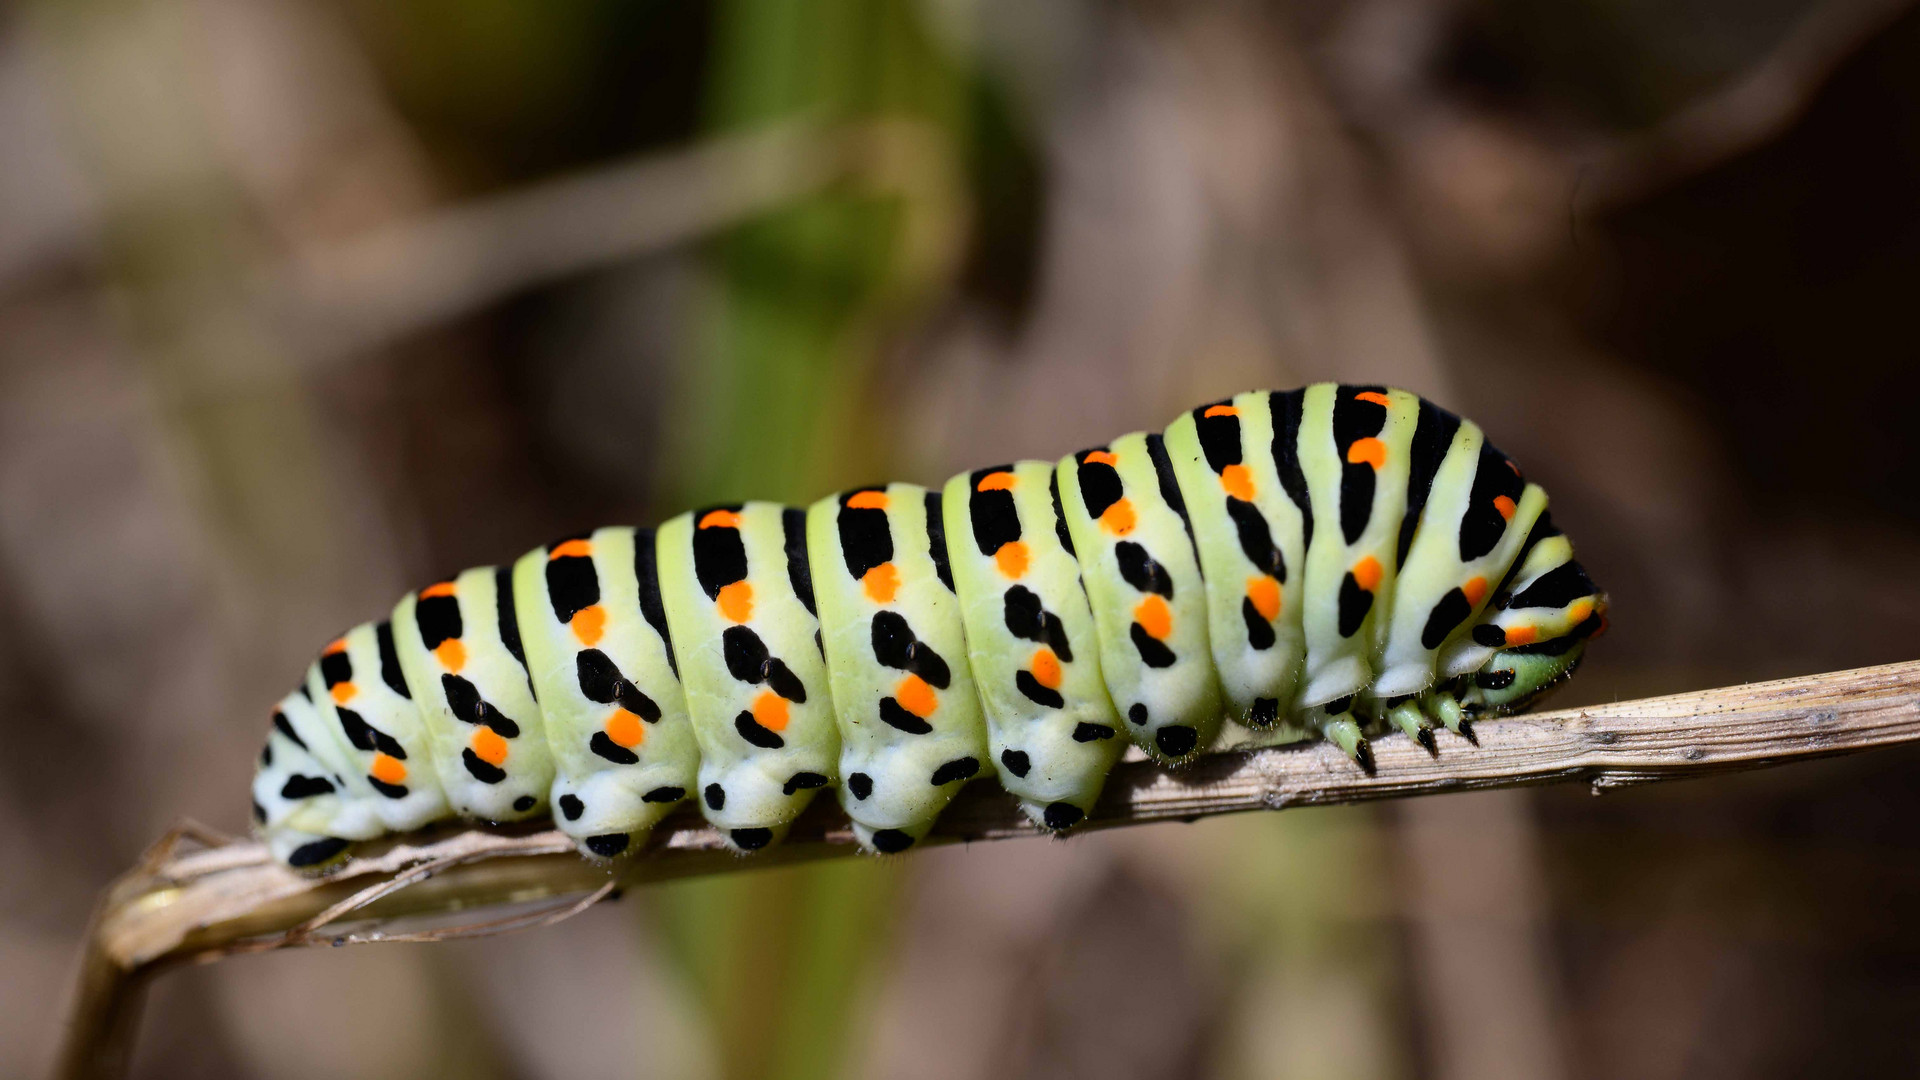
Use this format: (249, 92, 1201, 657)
(56, 659, 1920, 1080)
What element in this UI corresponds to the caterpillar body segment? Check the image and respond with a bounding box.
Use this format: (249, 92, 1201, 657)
(1057, 433, 1224, 764)
(655, 503, 840, 853)
(303, 622, 450, 835)
(1161, 393, 1311, 735)
(391, 567, 554, 823)
(511, 527, 698, 858)
(251, 385, 1609, 869)
(942, 463, 1123, 832)
(809, 484, 989, 853)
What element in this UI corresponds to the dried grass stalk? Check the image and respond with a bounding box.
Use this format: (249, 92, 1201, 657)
(57, 659, 1920, 1080)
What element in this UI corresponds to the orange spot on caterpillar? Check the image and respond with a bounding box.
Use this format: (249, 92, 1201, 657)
(471, 727, 509, 766)
(1352, 555, 1383, 592)
(1100, 498, 1136, 536)
(1133, 594, 1173, 640)
(571, 605, 607, 646)
(330, 682, 357, 705)
(1493, 495, 1517, 521)
(1504, 625, 1538, 646)
(1030, 648, 1062, 689)
(1346, 437, 1387, 468)
(1568, 599, 1595, 624)
(1462, 576, 1489, 607)
(1203, 404, 1240, 418)
(976, 471, 1016, 492)
(605, 708, 645, 749)
(1220, 464, 1255, 501)
(752, 690, 790, 732)
(370, 753, 407, 785)
(1355, 390, 1392, 407)
(862, 563, 899, 603)
(434, 638, 466, 672)
(717, 582, 753, 623)
(323, 638, 348, 655)
(847, 489, 890, 511)
(698, 509, 741, 530)
(895, 674, 938, 718)
(994, 541, 1029, 579)
(1247, 576, 1281, 621)
(420, 582, 457, 599)
(549, 538, 593, 560)
(1084, 449, 1118, 466)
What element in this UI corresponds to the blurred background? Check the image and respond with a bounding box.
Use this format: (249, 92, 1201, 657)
(4, 0, 1920, 1076)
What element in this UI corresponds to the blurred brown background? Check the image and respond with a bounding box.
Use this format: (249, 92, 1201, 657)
(5, 0, 1920, 1077)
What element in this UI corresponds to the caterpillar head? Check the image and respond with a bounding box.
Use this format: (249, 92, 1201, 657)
(1470, 594, 1608, 715)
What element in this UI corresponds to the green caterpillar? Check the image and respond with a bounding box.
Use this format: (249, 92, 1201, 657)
(251, 385, 1607, 867)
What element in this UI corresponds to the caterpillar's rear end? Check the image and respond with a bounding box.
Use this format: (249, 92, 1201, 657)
(250, 385, 1607, 870)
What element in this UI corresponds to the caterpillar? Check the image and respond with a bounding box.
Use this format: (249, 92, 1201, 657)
(252, 385, 1607, 868)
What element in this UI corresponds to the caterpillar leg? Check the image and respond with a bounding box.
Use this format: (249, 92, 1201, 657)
(657, 504, 840, 851)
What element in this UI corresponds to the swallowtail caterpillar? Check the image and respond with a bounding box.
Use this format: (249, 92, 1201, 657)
(252, 385, 1607, 868)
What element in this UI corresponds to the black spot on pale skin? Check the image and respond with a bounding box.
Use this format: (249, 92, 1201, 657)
(1128, 703, 1149, 725)
(1145, 433, 1193, 538)
(783, 772, 829, 795)
(1043, 802, 1084, 830)
(369, 777, 408, 799)
(1333, 384, 1389, 546)
(1459, 441, 1525, 562)
(1226, 498, 1284, 580)
(692, 506, 748, 599)
(495, 566, 528, 674)
(704, 783, 726, 810)
(879, 698, 934, 735)
(1473, 624, 1507, 648)
(260, 743, 272, 767)
(319, 647, 352, 689)
(462, 750, 507, 784)
(590, 732, 640, 765)
(930, 757, 980, 785)
(781, 508, 816, 616)
(969, 466, 1021, 556)
(848, 772, 874, 799)
(837, 489, 894, 581)
(722, 625, 808, 702)
(1508, 561, 1597, 609)
(288, 837, 351, 868)
(281, 774, 335, 799)
(1241, 596, 1276, 650)
(1072, 722, 1115, 742)
(631, 528, 679, 678)
(586, 833, 630, 857)
(1130, 624, 1176, 667)
(376, 622, 411, 699)
(1016, 670, 1065, 708)
(1115, 542, 1174, 597)
(1322, 695, 1354, 714)
(731, 828, 773, 851)
(272, 710, 307, 750)
(513, 795, 537, 812)
(1398, 398, 1461, 567)
(252, 800, 267, 824)
(1249, 697, 1279, 726)
(925, 490, 956, 591)
(1269, 389, 1314, 548)
(735, 711, 786, 749)
(644, 786, 685, 803)
(336, 708, 406, 760)
(1337, 572, 1373, 637)
(415, 591, 463, 651)
(870, 611, 951, 688)
(1003, 586, 1072, 659)
(1475, 668, 1516, 690)
(577, 650, 660, 721)
(440, 675, 521, 737)
(559, 794, 585, 820)
(1075, 451, 1126, 521)
(1050, 471, 1076, 556)
(1423, 588, 1473, 650)
(1193, 401, 1243, 473)
(870, 829, 915, 854)
(999, 749, 1030, 777)
(1155, 726, 1199, 757)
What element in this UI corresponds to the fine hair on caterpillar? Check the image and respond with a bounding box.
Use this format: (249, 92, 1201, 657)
(251, 384, 1608, 868)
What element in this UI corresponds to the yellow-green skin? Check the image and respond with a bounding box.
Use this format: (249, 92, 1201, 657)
(251, 385, 1607, 869)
